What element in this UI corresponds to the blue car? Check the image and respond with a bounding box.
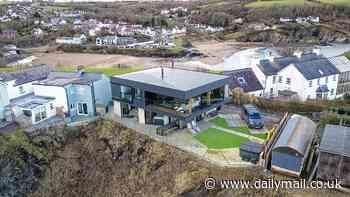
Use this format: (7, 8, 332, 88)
(242, 104, 264, 129)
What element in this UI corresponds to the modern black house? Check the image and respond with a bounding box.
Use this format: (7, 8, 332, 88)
(111, 67, 230, 129)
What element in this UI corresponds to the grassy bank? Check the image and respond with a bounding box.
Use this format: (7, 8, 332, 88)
(55, 65, 143, 76)
(345, 51, 350, 60)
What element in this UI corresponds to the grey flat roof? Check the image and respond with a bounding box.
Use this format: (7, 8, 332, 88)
(319, 124, 350, 157)
(114, 68, 229, 91)
(10, 93, 55, 110)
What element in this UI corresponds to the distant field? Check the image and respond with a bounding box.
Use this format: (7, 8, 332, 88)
(55, 65, 142, 76)
(245, 0, 308, 8)
(319, 0, 350, 6)
(245, 0, 350, 8)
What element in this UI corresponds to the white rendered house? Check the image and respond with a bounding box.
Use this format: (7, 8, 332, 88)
(251, 51, 339, 101)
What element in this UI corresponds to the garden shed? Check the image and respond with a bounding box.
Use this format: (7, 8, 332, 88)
(318, 124, 350, 186)
(271, 114, 316, 177)
(239, 140, 264, 164)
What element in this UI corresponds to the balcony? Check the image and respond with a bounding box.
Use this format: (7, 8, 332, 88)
(145, 98, 229, 120)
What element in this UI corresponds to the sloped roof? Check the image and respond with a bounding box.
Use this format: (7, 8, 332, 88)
(258, 53, 320, 76)
(258, 53, 339, 80)
(0, 64, 53, 86)
(273, 114, 316, 156)
(223, 68, 263, 93)
(35, 71, 104, 86)
(328, 56, 350, 73)
(294, 58, 339, 80)
(319, 124, 350, 157)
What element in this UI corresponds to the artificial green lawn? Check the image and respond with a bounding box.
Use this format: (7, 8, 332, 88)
(194, 128, 248, 149)
(209, 117, 267, 140)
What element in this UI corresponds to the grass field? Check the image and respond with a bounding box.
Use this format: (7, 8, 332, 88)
(319, 0, 350, 6)
(245, 0, 350, 8)
(55, 66, 143, 76)
(345, 51, 350, 60)
(0, 67, 18, 73)
(194, 128, 248, 149)
(209, 117, 267, 140)
(245, 0, 308, 8)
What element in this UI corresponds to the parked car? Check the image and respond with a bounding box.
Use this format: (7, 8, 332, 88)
(241, 104, 264, 129)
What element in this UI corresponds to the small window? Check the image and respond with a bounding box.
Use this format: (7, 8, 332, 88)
(272, 76, 277, 84)
(286, 78, 291, 85)
(70, 104, 75, 109)
(309, 81, 312, 87)
(325, 76, 328, 83)
(50, 103, 54, 110)
(333, 75, 337, 81)
(331, 89, 334, 95)
(317, 78, 320, 85)
(278, 76, 283, 83)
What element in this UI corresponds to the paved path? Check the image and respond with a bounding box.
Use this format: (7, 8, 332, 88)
(212, 125, 264, 143)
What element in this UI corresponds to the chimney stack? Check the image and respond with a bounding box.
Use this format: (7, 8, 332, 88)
(313, 48, 321, 56)
(266, 51, 274, 62)
(161, 67, 164, 80)
(171, 59, 174, 68)
(293, 50, 303, 59)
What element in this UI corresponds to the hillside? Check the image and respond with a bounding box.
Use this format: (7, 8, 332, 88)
(0, 119, 346, 197)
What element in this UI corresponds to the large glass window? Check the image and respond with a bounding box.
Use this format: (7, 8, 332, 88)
(77, 103, 88, 115)
(135, 88, 143, 99)
(120, 85, 133, 102)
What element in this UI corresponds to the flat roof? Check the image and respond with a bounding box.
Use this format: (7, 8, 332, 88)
(113, 67, 229, 91)
(10, 93, 55, 110)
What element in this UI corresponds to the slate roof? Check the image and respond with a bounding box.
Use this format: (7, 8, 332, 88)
(273, 114, 316, 156)
(319, 124, 350, 157)
(223, 68, 263, 93)
(0, 64, 53, 86)
(258, 53, 339, 80)
(293, 58, 339, 80)
(114, 67, 229, 91)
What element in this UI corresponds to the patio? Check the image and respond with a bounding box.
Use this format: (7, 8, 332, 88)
(104, 112, 253, 167)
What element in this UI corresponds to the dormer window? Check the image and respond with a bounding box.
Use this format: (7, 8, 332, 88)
(318, 69, 324, 76)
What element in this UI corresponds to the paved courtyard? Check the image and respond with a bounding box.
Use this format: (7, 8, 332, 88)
(104, 113, 253, 167)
